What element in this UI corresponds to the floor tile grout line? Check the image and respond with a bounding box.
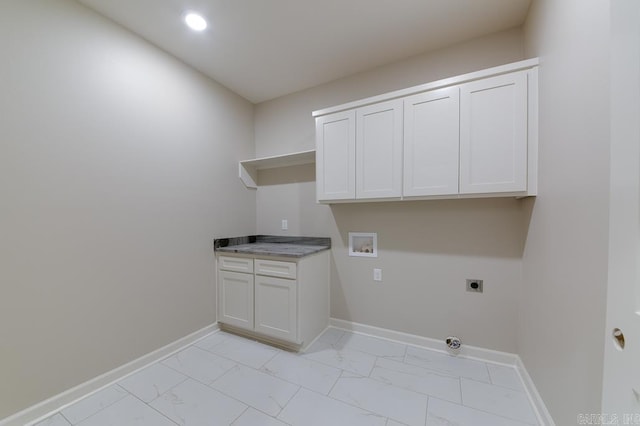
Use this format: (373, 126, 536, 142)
(59, 411, 73, 426)
(302, 352, 372, 378)
(117, 388, 180, 426)
(151, 363, 245, 408)
(201, 357, 303, 421)
(325, 366, 345, 396)
(258, 360, 342, 396)
(486, 364, 529, 391)
(325, 372, 431, 424)
(461, 375, 530, 394)
(274, 384, 303, 422)
(483, 360, 492, 386)
(401, 355, 492, 384)
(314, 332, 408, 360)
(324, 349, 535, 425)
(198, 345, 278, 371)
(373, 358, 465, 380)
(274, 383, 302, 418)
(424, 395, 430, 426)
(148, 364, 267, 424)
(258, 348, 281, 370)
(159, 352, 238, 390)
(301, 386, 388, 424)
(364, 369, 464, 405)
(193, 331, 234, 352)
(306, 345, 477, 403)
(439, 388, 538, 425)
(229, 405, 250, 425)
(59, 385, 130, 425)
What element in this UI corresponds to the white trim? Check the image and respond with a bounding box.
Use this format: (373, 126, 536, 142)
(516, 357, 556, 426)
(1, 323, 219, 426)
(329, 318, 554, 425)
(312, 58, 539, 117)
(526, 67, 539, 196)
(329, 318, 517, 365)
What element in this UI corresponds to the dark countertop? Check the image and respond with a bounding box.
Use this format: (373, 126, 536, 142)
(214, 235, 331, 258)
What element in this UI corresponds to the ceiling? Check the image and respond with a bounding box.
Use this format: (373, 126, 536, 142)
(77, 0, 531, 103)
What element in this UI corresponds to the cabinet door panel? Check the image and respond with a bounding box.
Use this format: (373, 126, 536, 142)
(255, 275, 298, 343)
(356, 99, 403, 199)
(219, 271, 254, 330)
(316, 110, 356, 201)
(403, 87, 460, 196)
(460, 71, 528, 194)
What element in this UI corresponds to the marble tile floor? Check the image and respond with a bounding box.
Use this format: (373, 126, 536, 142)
(33, 328, 540, 426)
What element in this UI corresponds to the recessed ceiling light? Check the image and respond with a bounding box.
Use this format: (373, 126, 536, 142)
(184, 12, 207, 31)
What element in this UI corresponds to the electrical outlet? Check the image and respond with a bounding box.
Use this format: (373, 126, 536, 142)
(373, 268, 382, 282)
(281, 219, 288, 230)
(466, 279, 483, 293)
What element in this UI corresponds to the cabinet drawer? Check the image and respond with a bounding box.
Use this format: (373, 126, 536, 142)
(255, 259, 297, 279)
(218, 256, 254, 273)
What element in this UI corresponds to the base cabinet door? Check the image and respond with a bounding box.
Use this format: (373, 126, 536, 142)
(254, 275, 297, 342)
(219, 270, 254, 331)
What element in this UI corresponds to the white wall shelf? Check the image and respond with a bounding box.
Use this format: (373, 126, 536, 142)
(239, 149, 315, 188)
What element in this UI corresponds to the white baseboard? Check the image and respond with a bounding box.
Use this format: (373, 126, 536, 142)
(516, 356, 556, 426)
(329, 318, 518, 365)
(329, 318, 554, 426)
(1, 323, 219, 426)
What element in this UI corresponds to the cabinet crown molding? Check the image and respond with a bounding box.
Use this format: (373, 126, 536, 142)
(312, 58, 539, 118)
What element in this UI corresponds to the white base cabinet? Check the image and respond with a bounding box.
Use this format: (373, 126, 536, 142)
(217, 251, 329, 350)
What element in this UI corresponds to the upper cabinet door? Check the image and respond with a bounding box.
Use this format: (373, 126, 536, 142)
(459, 71, 528, 194)
(316, 110, 356, 201)
(403, 87, 460, 197)
(356, 99, 403, 199)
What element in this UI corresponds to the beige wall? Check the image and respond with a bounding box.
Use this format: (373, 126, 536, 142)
(254, 28, 527, 352)
(520, 0, 610, 424)
(0, 0, 255, 418)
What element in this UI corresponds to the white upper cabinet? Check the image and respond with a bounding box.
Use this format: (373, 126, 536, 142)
(316, 110, 356, 201)
(403, 87, 460, 197)
(356, 99, 403, 199)
(313, 59, 538, 203)
(459, 71, 528, 194)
